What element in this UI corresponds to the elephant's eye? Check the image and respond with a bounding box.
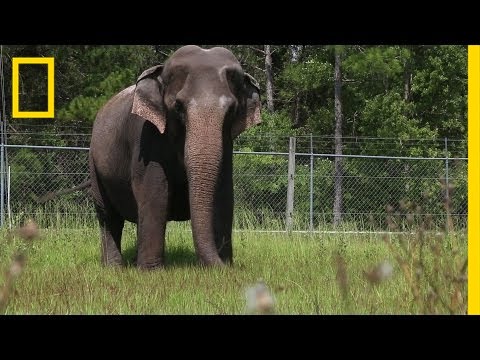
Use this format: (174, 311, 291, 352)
(226, 69, 245, 96)
(174, 99, 185, 113)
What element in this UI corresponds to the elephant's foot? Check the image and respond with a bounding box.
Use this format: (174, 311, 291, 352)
(220, 257, 233, 266)
(218, 248, 233, 265)
(198, 256, 226, 267)
(136, 259, 164, 270)
(215, 235, 233, 265)
(136, 248, 164, 270)
(101, 254, 124, 267)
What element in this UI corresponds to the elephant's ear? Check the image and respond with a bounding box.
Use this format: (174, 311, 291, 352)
(232, 72, 262, 139)
(132, 65, 166, 134)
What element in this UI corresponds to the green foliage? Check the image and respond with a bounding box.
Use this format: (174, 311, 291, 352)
(55, 46, 158, 124)
(234, 153, 288, 215)
(281, 58, 332, 92)
(359, 92, 439, 156)
(344, 46, 409, 83)
(1, 44, 466, 146)
(411, 46, 467, 140)
(10, 149, 43, 203)
(244, 110, 295, 139)
(2, 45, 160, 130)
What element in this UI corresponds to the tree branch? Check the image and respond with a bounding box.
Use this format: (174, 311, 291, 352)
(247, 46, 266, 55)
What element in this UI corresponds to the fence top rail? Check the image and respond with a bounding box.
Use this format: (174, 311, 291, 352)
(3, 144, 468, 161)
(239, 134, 468, 141)
(233, 150, 468, 161)
(5, 144, 90, 151)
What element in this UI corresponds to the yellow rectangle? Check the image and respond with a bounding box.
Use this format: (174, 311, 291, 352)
(468, 45, 479, 314)
(12, 57, 54, 118)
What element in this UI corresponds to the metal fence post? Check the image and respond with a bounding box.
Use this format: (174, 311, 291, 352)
(309, 133, 314, 232)
(445, 137, 449, 198)
(0, 142, 4, 227)
(286, 136, 296, 232)
(0, 46, 4, 228)
(444, 137, 451, 233)
(7, 165, 11, 229)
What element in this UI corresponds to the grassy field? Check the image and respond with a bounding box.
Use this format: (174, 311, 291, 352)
(0, 220, 467, 315)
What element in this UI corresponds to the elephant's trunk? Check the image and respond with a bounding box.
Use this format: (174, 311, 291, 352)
(185, 112, 233, 266)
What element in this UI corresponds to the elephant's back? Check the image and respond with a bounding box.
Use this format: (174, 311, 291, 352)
(91, 85, 136, 160)
(93, 85, 135, 132)
(90, 85, 139, 222)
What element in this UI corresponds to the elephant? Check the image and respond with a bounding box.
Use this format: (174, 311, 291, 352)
(89, 45, 262, 269)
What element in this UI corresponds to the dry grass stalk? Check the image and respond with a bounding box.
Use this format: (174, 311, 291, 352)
(1, 219, 40, 314)
(380, 181, 467, 315)
(245, 280, 275, 314)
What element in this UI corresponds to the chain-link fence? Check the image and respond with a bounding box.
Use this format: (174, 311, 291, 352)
(233, 151, 467, 231)
(0, 136, 468, 231)
(3, 145, 91, 227)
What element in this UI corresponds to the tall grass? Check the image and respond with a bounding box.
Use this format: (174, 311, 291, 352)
(9, 202, 96, 229)
(8, 201, 466, 232)
(0, 218, 466, 314)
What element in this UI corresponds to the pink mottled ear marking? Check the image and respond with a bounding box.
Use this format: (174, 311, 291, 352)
(250, 104, 262, 127)
(132, 95, 166, 133)
(131, 65, 166, 134)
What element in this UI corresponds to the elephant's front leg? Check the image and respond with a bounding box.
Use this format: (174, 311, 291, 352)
(133, 164, 169, 269)
(214, 162, 234, 264)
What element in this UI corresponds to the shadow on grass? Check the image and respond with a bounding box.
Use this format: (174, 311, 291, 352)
(123, 245, 197, 268)
(166, 246, 197, 267)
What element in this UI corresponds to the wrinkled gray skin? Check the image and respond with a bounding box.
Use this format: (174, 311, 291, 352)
(89, 45, 261, 269)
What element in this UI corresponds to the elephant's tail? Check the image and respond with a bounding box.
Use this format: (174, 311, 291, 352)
(37, 179, 92, 204)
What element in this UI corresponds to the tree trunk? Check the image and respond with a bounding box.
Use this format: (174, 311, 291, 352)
(403, 46, 412, 102)
(264, 45, 274, 112)
(290, 45, 304, 128)
(333, 47, 344, 227)
(404, 69, 412, 102)
(290, 45, 303, 62)
(293, 95, 301, 128)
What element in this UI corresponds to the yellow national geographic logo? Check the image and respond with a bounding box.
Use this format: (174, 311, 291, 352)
(12, 57, 55, 118)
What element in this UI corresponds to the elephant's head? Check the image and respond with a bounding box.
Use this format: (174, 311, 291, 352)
(131, 45, 261, 265)
(132, 45, 261, 139)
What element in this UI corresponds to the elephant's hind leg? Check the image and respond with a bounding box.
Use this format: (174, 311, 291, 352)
(96, 206, 125, 266)
(90, 159, 125, 266)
